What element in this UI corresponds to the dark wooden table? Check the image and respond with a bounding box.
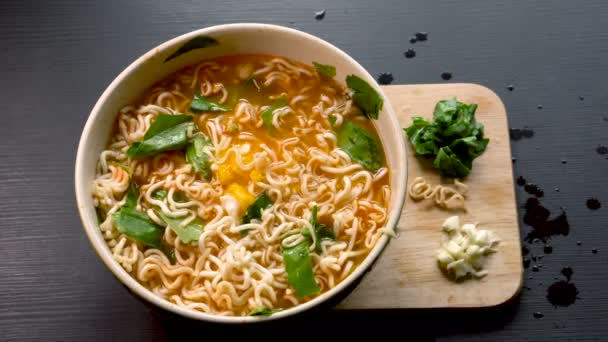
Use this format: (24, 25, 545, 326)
(2, 0, 607, 340)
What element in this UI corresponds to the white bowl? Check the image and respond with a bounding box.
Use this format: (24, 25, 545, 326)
(75, 23, 407, 323)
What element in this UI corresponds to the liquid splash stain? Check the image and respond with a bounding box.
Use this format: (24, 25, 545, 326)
(377, 72, 394, 85)
(523, 197, 569, 242)
(586, 198, 601, 210)
(547, 268, 579, 307)
(509, 128, 535, 141)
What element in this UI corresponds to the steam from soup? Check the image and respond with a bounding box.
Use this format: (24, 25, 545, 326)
(93, 55, 391, 316)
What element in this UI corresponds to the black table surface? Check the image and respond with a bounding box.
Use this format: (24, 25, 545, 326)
(2, 0, 607, 340)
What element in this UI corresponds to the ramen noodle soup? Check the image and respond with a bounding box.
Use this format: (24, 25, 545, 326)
(93, 54, 391, 316)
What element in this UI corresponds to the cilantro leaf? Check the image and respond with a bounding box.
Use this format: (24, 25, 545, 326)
(242, 192, 273, 224)
(249, 307, 282, 316)
(335, 121, 383, 172)
(126, 114, 194, 158)
(346, 74, 383, 119)
(185, 134, 213, 180)
(313, 62, 336, 78)
(303, 205, 335, 253)
(282, 241, 320, 298)
(261, 97, 288, 130)
(190, 94, 230, 112)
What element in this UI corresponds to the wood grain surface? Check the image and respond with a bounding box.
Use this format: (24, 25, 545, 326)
(340, 84, 523, 309)
(2, 0, 608, 341)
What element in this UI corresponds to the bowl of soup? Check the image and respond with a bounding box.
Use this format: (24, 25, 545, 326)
(75, 23, 407, 322)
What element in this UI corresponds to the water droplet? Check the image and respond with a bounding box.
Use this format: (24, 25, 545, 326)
(441, 72, 452, 80)
(506, 84, 515, 91)
(512, 157, 517, 163)
(533, 311, 544, 319)
(592, 248, 598, 254)
(404, 49, 416, 59)
(544, 245, 553, 254)
(596, 145, 608, 155)
(576, 241, 582, 246)
(409, 37, 417, 44)
(586, 198, 601, 210)
(579, 96, 584, 101)
(554, 187, 560, 192)
(377, 72, 394, 85)
(532, 265, 540, 272)
(537, 105, 543, 109)
(314, 9, 326, 20)
(523, 258, 531, 269)
(561, 159, 567, 164)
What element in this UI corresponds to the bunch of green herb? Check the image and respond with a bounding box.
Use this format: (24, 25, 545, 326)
(404, 97, 489, 177)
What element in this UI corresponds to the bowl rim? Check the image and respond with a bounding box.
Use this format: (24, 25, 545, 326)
(74, 22, 407, 323)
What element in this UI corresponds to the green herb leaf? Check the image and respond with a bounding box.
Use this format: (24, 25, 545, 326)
(327, 114, 337, 127)
(124, 183, 139, 209)
(126, 114, 194, 158)
(433, 146, 472, 178)
(404, 97, 488, 177)
(346, 74, 383, 120)
(312, 62, 336, 78)
(164, 36, 219, 63)
(242, 192, 273, 224)
(185, 134, 213, 180)
(190, 94, 230, 112)
(335, 121, 383, 172)
(303, 205, 335, 253)
(261, 97, 288, 130)
(112, 207, 164, 249)
(248, 307, 282, 317)
(282, 241, 320, 298)
(156, 211, 204, 244)
(151, 189, 168, 200)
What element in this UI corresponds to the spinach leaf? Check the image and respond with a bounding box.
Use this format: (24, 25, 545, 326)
(164, 36, 219, 63)
(432, 97, 460, 128)
(185, 134, 213, 180)
(248, 307, 282, 317)
(404, 97, 489, 177)
(151, 189, 168, 200)
(112, 207, 164, 249)
(449, 136, 489, 160)
(406, 124, 440, 156)
(95, 207, 106, 224)
(335, 121, 383, 172)
(346, 74, 383, 120)
(261, 97, 288, 130)
(433, 146, 472, 178)
(190, 94, 230, 112)
(124, 182, 139, 208)
(282, 241, 320, 298)
(126, 114, 194, 158)
(155, 211, 204, 244)
(302, 205, 335, 253)
(313, 62, 336, 78)
(242, 192, 273, 224)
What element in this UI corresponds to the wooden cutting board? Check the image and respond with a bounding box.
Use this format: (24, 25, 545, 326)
(338, 83, 523, 309)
